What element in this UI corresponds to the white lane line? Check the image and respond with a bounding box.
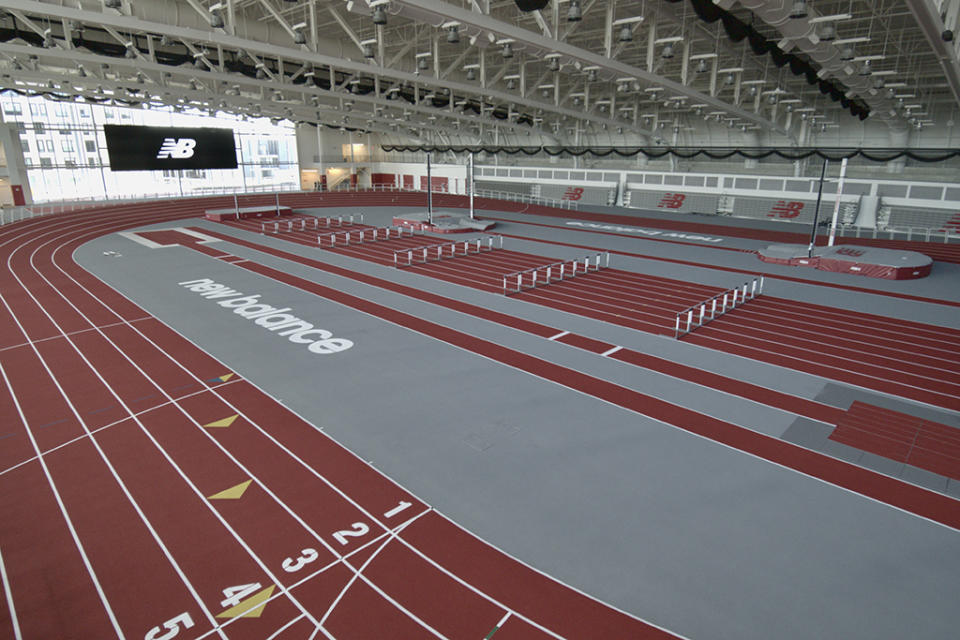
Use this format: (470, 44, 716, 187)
(61, 211, 686, 636)
(18, 257, 332, 631)
(116, 231, 170, 249)
(601, 346, 623, 357)
(547, 331, 569, 341)
(0, 546, 22, 640)
(329, 512, 446, 639)
(494, 610, 511, 630)
(0, 381, 240, 479)
(47, 218, 455, 634)
(173, 227, 222, 243)
(195, 510, 431, 640)
(264, 614, 306, 640)
(0, 357, 124, 639)
(0, 317, 154, 354)
(70, 234, 557, 640)
(2, 277, 227, 640)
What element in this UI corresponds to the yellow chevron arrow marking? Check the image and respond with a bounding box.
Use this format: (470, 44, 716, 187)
(219, 373, 234, 382)
(216, 585, 276, 619)
(207, 479, 252, 500)
(203, 414, 238, 428)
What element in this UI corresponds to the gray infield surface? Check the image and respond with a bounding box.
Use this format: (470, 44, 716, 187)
(76, 208, 960, 640)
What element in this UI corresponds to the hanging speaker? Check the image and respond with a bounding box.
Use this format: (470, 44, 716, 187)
(514, 0, 549, 12)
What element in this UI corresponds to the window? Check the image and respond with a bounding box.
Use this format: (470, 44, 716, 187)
(29, 102, 47, 116)
(162, 169, 178, 178)
(79, 107, 91, 118)
(39, 158, 52, 167)
(3, 102, 22, 115)
(85, 140, 97, 153)
(59, 128, 71, 135)
(34, 122, 46, 134)
(65, 160, 77, 167)
(20, 140, 30, 152)
(61, 139, 75, 152)
(16, 122, 26, 134)
(24, 158, 33, 167)
(104, 109, 115, 119)
(88, 158, 98, 167)
(259, 139, 279, 155)
(55, 105, 69, 117)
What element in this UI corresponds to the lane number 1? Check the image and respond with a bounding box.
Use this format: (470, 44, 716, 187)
(384, 501, 412, 518)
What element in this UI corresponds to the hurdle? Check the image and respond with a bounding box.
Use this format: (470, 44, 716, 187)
(316, 214, 363, 228)
(674, 276, 764, 339)
(503, 252, 610, 295)
(394, 235, 504, 267)
(319, 225, 420, 248)
(261, 216, 327, 234)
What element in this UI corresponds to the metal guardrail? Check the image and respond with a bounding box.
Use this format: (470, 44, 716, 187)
(674, 277, 764, 339)
(503, 252, 609, 295)
(394, 235, 503, 267)
(321, 225, 419, 247)
(473, 188, 580, 211)
(836, 224, 960, 243)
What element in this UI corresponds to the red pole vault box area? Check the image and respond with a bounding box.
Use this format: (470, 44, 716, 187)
(758, 244, 933, 280)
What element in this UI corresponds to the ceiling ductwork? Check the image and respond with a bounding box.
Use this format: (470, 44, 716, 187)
(731, 0, 908, 131)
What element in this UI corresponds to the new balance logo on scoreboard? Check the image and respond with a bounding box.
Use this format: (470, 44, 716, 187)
(157, 138, 197, 159)
(104, 125, 237, 171)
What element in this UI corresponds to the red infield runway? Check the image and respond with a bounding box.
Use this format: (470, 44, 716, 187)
(1, 191, 959, 639)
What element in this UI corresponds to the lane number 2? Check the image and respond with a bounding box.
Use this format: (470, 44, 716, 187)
(145, 612, 194, 640)
(332, 522, 369, 545)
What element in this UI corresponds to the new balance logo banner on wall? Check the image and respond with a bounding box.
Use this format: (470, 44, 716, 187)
(103, 125, 238, 171)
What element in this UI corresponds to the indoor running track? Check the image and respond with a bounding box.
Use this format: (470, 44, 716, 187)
(0, 202, 676, 640)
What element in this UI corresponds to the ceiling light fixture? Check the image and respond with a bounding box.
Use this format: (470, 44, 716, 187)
(789, 0, 808, 19)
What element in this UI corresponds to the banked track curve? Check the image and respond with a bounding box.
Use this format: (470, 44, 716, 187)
(0, 196, 678, 640)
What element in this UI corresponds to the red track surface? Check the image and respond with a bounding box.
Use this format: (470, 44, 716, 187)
(0, 197, 678, 639)
(831, 402, 960, 480)
(223, 218, 960, 412)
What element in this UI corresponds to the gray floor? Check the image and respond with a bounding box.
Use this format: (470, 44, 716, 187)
(78, 207, 960, 640)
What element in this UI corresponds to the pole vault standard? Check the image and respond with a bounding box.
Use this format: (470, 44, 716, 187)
(468, 152, 475, 220)
(426, 152, 433, 225)
(827, 157, 849, 247)
(807, 158, 829, 258)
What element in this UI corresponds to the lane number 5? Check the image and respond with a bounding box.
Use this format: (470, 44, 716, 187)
(145, 612, 194, 640)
